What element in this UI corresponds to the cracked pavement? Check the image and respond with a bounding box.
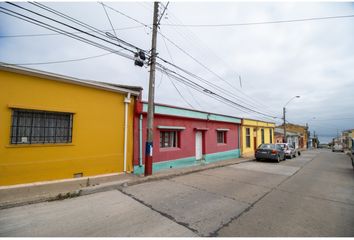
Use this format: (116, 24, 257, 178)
(1, 149, 353, 237)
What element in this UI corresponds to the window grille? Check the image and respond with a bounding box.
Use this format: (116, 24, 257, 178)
(217, 131, 226, 144)
(10, 109, 73, 144)
(261, 129, 265, 144)
(160, 131, 178, 148)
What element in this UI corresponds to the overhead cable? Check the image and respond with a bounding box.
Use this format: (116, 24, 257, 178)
(160, 14, 354, 27)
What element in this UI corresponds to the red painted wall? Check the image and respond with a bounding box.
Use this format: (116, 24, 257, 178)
(133, 113, 240, 166)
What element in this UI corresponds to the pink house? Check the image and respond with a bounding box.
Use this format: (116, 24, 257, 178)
(133, 102, 241, 174)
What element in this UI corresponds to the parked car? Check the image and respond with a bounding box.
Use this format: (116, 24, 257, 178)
(255, 144, 285, 163)
(332, 142, 344, 152)
(276, 143, 297, 159)
(351, 138, 354, 170)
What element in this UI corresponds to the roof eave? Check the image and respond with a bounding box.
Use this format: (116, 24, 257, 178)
(0, 64, 142, 96)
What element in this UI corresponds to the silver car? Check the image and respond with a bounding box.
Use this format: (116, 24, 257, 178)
(276, 143, 297, 159)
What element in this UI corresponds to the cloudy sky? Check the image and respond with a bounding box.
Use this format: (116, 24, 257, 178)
(1, 1, 354, 143)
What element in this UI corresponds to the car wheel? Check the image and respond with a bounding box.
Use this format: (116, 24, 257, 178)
(298, 151, 301, 156)
(277, 155, 280, 163)
(289, 154, 292, 159)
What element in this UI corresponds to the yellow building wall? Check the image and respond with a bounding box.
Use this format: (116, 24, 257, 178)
(0, 70, 136, 186)
(241, 119, 275, 157)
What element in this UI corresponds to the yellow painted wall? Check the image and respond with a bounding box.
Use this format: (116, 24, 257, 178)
(0, 70, 136, 185)
(241, 119, 275, 157)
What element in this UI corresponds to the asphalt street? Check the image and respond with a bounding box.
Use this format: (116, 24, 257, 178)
(1, 149, 353, 237)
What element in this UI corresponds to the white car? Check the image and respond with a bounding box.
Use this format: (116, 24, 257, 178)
(332, 143, 344, 152)
(276, 143, 297, 159)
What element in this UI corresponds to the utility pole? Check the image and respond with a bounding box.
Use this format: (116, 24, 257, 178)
(306, 123, 309, 149)
(283, 107, 286, 143)
(144, 2, 159, 176)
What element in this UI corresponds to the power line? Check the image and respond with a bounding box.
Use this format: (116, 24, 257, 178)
(100, 2, 118, 38)
(1, 3, 278, 120)
(156, 54, 280, 119)
(165, 73, 195, 109)
(156, 64, 277, 119)
(163, 28, 196, 109)
(160, 14, 354, 27)
(162, 10, 276, 112)
(0, 26, 144, 38)
(159, 66, 276, 121)
(28, 2, 141, 52)
(313, 117, 354, 121)
(0, 6, 134, 61)
(5, 2, 136, 54)
(1, 51, 118, 65)
(90, 2, 278, 117)
(100, 2, 150, 28)
(157, 2, 169, 26)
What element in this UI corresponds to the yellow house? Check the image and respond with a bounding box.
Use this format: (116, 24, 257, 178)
(241, 118, 275, 157)
(0, 65, 141, 186)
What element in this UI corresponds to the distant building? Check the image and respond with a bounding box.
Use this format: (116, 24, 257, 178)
(274, 128, 300, 148)
(133, 102, 242, 174)
(277, 123, 308, 149)
(241, 119, 275, 157)
(341, 129, 354, 150)
(0, 65, 142, 186)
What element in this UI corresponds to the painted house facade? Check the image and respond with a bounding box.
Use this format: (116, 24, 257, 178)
(278, 123, 308, 149)
(274, 127, 300, 149)
(0, 65, 141, 186)
(133, 102, 241, 174)
(241, 119, 275, 157)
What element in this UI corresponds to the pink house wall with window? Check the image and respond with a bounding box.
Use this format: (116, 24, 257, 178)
(133, 102, 241, 175)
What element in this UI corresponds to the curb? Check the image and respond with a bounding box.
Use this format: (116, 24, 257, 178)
(0, 157, 254, 210)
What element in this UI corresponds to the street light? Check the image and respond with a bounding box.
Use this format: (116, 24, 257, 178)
(283, 96, 300, 143)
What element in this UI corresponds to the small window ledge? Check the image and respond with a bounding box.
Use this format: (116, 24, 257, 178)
(6, 143, 75, 148)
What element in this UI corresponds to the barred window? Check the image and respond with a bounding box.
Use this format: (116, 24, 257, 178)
(160, 131, 178, 148)
(261, 129, 265, 144)
(217, 131, 226, 144)
(10, 109, 73, 144)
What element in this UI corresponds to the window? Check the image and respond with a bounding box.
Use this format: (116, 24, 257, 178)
(217, 131, 226, 144)
(160, 131, 178, 148)
(246, 128, 251, 148)
(270, 129, 273, 143)
(10, 109, 73, 144)
(261, 129, 265, 144)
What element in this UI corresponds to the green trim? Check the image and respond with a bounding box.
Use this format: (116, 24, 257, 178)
(157, 126, 186, 130)
(204, 149, 241, 163)
(134, 149, 240, 175)
(134, 156, 198, 175)
(142, 103, 241, 124)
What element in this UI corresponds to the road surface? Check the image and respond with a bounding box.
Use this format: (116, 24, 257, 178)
(1, 149, 353, 237)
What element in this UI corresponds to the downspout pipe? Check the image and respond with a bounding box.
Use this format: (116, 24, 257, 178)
(123, 93, 131, 172)
(139, 113, 143, 166)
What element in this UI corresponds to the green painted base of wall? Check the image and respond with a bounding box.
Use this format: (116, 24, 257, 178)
(134, 149, 240, 175)
(204, 149, 241, 163)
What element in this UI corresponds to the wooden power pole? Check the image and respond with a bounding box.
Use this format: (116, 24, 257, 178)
(144, 2, 159, 176)
(283, 107, 286, 143)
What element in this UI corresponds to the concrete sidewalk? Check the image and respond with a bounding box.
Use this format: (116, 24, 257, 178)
(0, 157, 253, 209)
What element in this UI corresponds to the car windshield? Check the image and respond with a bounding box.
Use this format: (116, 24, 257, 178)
(276, 143, 288, 149)
(258, 144, 275, 149)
